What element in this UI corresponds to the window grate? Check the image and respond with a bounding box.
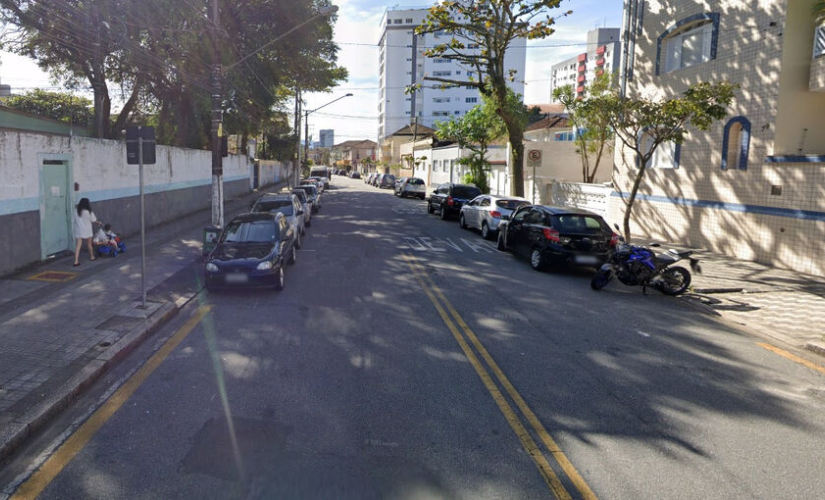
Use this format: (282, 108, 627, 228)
(815, 25, 825, 58)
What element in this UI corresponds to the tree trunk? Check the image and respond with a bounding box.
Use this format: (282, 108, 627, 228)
(621, 157, 648, 243)
(588, 141, 606, 184)
(112, 80, 142, 139)
(91, 78, 111, 139)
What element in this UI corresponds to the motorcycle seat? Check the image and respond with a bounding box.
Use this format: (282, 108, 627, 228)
(667, 248, 694, 258)
(656, 253, 678, 264)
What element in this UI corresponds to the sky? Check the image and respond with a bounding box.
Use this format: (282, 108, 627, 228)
(0, 0, 623, 145)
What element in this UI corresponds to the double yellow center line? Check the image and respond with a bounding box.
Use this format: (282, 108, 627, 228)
(403, 253, 597, 500)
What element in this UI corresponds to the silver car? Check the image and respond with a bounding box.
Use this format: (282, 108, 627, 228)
(460, 195, 530, 240)
(250, 193, 306, 246)
(395, 177, 426, 199)
(290, 188, 313, 226)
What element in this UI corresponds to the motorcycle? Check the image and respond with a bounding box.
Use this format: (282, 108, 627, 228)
(591, 225, 700, 296)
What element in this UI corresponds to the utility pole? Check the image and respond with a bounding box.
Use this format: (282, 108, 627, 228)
(294, 89, 302, 186)
(304, 109, 310, 171)
(410, 33, 418, 121)
(210, 0, 224, 227)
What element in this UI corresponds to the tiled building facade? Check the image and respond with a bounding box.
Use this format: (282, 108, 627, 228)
(610, 0, 825, 275)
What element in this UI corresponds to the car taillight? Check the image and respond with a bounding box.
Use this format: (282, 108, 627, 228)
(610, 232, 620, 246)
(447, 196, 454, 206)
(542, 227, 560, 243)
(490, 211, 502, 218)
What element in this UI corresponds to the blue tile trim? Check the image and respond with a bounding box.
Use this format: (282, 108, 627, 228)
(611, 191, 825, 221)
(721, 116, 751, 170)
(765, 155, 825, 163)
(0, 197, 39, 216)
(0, 175, 248, 216)
(656, 13, 720, 76)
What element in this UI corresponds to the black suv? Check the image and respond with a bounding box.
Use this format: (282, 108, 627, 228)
(427, 183, 482, 221)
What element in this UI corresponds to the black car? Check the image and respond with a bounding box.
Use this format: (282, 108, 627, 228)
(349, 172, 361, 179)
(497, 205, 616, 271)
(205, 212, 297, 291)
(427, 183, 483, 220)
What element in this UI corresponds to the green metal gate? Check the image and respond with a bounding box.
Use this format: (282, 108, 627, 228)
(40, 159, 72, 257)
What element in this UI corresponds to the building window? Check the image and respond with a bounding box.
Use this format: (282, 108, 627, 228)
(393, 19, 403, 24)
(433, 97, 450, 103)
(656, 13, 720, 75)
(406, 18, 413, 23)
(433, 58, 450, 63)
(465, 97, 477, 103)
(432, 71, 452, 77)
(721, 116, 751, 170)
(639, 130, 681, 169)
(454, 111, 460, 115)
(815, 25, 825, 58)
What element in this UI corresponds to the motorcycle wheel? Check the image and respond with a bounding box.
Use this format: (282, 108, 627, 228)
(590, 268, 613, 290)
(658, 266, 691, 295)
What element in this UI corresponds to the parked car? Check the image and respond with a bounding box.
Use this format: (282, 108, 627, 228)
(497, 205, 614, 271)
(205, 212, 297, 291)
(364, 173, 373, 184)
(460, 195, 530, 240)
(427, 183, 483, 220)
(310, 175, 330, 190)
(294, 185, 321, 213)
(310, 166, 330, 181)
(370, 174, 381, 186)
(250, 193, 306, 247)
(395, 177, 427, 199)
(378, 174, 396, 189)
(290, 189, 312, 227)
(350, 171, 361, 179)
(300, 178, 322, 193)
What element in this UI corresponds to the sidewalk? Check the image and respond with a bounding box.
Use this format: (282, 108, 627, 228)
(638, 239, 825, 357)
(0, 181, 288, 461)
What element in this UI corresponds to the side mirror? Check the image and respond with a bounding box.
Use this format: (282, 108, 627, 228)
(613, 223, 620, 231)
(297, 210, 304, 216)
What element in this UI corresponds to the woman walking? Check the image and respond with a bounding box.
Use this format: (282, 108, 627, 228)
(73, 197, 101, 266)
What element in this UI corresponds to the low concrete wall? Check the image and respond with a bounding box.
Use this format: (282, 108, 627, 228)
(0, 211, 39, 276)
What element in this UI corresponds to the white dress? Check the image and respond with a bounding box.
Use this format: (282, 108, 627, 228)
(73, 209, 97, 239)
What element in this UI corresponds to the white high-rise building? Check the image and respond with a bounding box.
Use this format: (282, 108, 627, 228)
(549, 28, 620, 102)
(377, 8, 526, 140)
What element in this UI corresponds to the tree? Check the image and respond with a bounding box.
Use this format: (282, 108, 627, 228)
(591, 82, 737, 242)
(553, 73, 615, 183)
(2, 88, 93, 125)
(435, 95, 506, 193)
(815, 1, 825, 22)
(415, 0, 570, 197)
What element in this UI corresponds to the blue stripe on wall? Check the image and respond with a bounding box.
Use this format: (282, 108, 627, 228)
(611, 191, 825, 222)
(0, 175, 249, 217)
(0, 197, 39, 216)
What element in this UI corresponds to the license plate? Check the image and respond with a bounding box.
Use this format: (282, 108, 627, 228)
(225, 273, 249, 284)
(574, 255, 599, 265)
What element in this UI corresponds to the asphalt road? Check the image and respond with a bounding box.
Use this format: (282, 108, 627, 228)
(4, 177, 825, 499)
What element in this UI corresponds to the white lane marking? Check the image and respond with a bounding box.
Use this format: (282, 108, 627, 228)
(461, 238, 495, 253)
(636, 330, 651, 337)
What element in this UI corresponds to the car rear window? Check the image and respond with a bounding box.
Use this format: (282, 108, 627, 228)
(297, 186, 317, 196)
(452, 186, 482, 199)
(496, 199, 530, 210)
(409, 178, 424, 185)
(255, 200, 293, 216)
(553, 215, 608, 234)
(221, 220, 277, 243)
(384, 175, 395, 182)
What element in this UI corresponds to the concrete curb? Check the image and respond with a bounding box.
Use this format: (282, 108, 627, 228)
(805, 341, 825, 357)
(0, 301, 180, 463)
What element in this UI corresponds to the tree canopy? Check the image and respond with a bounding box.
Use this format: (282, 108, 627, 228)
(2, 88, 93, 125)
(415, 0, 570, 196)
(0, 0, 346, 145)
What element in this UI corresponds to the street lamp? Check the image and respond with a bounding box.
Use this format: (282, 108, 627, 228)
(302, 93, 353, 179)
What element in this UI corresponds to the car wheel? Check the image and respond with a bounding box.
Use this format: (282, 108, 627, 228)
(530, 248, 546, 271)
(273, 266, 285, 291)
(459, 214, 468, 229)
(497, 232, 508, 251)
(306, 218, 312, 227)
(419, 194, 426, 200)
(440, 206, 449, 220)
(481, 222, 492, 240)
(289, 245, 297, 265)
(427, 203, 434, 214)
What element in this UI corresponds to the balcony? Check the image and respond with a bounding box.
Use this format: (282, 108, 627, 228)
(596, 45, 606, 55)
(577, 75, 586, 83)
(578, 64, 586, 73)
(577, 53, 587, 62)
(596, 57, 605, 66)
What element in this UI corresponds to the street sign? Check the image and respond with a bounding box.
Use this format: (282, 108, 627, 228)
(528, 149, 542, 162)
(126, 126, 156, 165)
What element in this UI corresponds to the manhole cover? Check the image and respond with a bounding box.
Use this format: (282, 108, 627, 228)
(27, 271, 77, 282)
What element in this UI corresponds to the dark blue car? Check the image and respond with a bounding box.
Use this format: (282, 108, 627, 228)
(205, 212, 297, 291)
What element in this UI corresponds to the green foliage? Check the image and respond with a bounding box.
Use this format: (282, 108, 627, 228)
(589, 82, 738, 242)
(415, 0, 570, 196)
(553, 72, 615, 183)
(815, 1, 825, 23)
(0, 0, 346, 143)
(2, 88, 93, 126)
